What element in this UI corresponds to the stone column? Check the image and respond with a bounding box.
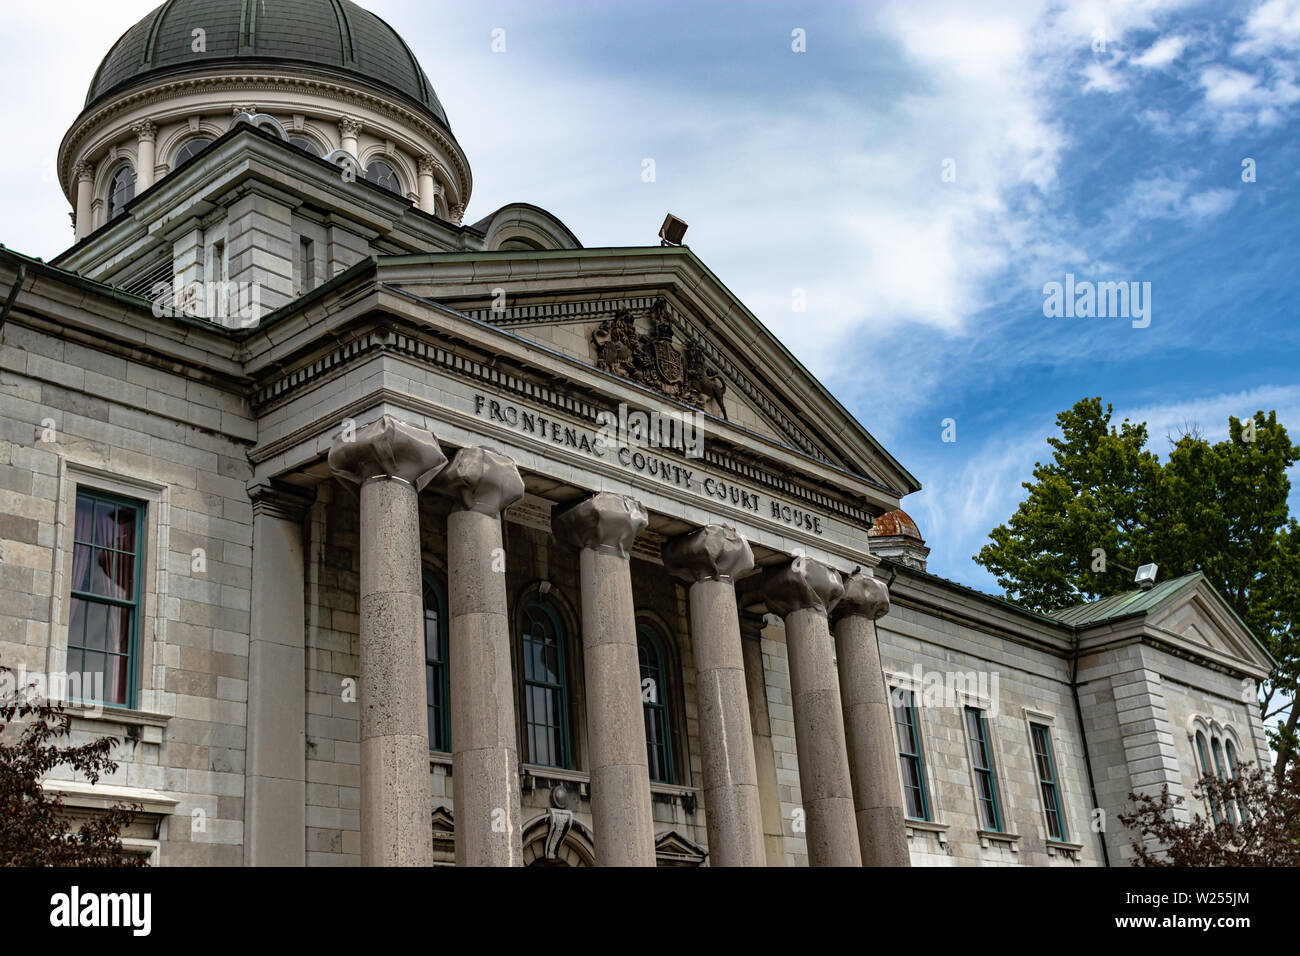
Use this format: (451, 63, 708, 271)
(417, 154, 438, 215)
(763, 557, 860, 866)
(328, 415, 447, 867)
(73, 162, 95, 240)
(662, 525, 765, 866)
(132, 121, 157, 191)
(244, 481, 314, 865)
(338, 117, 362, 158)
(552, 492, 655, 866)
(429, 447, 526, 866)
(832, 572, 910, 867)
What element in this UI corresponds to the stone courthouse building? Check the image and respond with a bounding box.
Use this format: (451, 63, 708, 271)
(0, 0, 1275, 867)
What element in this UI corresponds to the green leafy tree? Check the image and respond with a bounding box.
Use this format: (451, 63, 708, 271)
(976, 398, 1300, 776)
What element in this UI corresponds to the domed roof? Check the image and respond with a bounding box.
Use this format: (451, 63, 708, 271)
(868, 509, 923, 541)
(84, 0, 449, 129)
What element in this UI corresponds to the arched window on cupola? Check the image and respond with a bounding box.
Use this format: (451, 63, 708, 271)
(364, 159, 403, 195)
(173, 138, 213, 170)
(107, 163, 135, 220)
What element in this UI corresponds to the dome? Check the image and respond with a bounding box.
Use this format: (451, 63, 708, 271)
(868, 509, 923, 541)
(84, 0, 449, 130)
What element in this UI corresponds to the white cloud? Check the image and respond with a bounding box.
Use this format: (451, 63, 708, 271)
(1081, 61, 1127, 92)
(1133, 34, 1186, 68)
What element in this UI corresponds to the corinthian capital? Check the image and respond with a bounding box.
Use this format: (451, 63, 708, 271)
(552, 492, 647, 559)
(429, 446, 524, 515)
(327, 415, 447, 490)
(338, 116, 363, 138)
(763, 557, 844, 617)
(662, 524, 754, 583)
(130, 120, 157, 142)
(72, 161, 95, 182)
(418, 153, 438, 175)
(831, 571, 890, 623)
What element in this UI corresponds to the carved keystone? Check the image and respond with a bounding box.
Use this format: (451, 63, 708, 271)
(763, 557, 844, 617)
(552, 492, 647, 559)
(831, 572, 890, 623)
(429, 446, 524, 515)
(327, 415, 447, 490)
(662, 524, 754, 583)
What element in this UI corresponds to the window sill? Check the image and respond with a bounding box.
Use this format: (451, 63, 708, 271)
(1046, 839, 1085, 861)
(65, 705, 170, 744)
(977, 829, 1021, 851)
(905, 819, 950, 844)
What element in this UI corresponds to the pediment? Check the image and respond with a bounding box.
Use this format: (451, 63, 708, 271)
(654, 829, 708, 866)
(1145, 580, 1274, 673)
(421, 256, 921, 500)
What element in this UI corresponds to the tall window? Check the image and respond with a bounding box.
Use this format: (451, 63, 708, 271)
(892, 689, 930, 821)
(637, 622, 674, 785)
(173, 138, 213, 169)
(423, 575, 449, 753)
(520, 599, 571, 769)
(965, 706, 1002, 831)
(68, 490, 144, 708)
(1030, 723, 1067, 841)
(107, 164, 135, 220)
(1225, 739, 1244, 823)
(1194, 731, 1220, 826)
(1211, 736, 1234, 824)
(364, 159, 403, 195)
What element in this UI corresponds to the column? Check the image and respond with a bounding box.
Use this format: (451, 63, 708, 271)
(132, 120, 157, 190)
(662, 524, 765, 866)
(73, 162, 95, 240)
(552, 492, 655, 866)
(244, 481, 314, 865)
(338, 117, 361, 158)
(832, 571, 910, 867)
(430, 446, 526, 866)
(762, 557, 860, 866)
(328, 415, 447, 866)
(418, 154, 438, 215)
(739, 611, 787, 865)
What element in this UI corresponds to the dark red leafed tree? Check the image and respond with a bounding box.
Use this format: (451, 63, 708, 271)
(0, 665, 146, 866)
(1119, 760, 1300, 866)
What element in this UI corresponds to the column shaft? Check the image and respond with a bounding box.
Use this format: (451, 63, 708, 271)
(358, 477, 434, 866)
(835, 611, 910, 866)
(579, 545, 656, 866)
(785, 606, 861, 865)
(74, 165, 94, 240)
(689, 577, 765, 865)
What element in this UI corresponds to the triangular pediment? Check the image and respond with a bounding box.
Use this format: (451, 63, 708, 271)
(382, 247, 921, 502)
(1144, 578, 1275, 674)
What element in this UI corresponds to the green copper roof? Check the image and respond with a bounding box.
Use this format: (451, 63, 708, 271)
(1050, 572, 1204, 627)
(85, 0, 449, 129)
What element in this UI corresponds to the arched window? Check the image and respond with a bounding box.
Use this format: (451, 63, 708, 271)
(173, 138, 213, 169)
(364, 159, 403, 195)
(423, 575, 449, 752)
(1224, 738, 1244, 823)
(520, 598, 571, 768)
(637, 622, 675, 784)
(289, 136, 322, 157)
(107, 164, 135, 220)
(1194, 731, 1220, 826)
(1211, 736, 1234, 824)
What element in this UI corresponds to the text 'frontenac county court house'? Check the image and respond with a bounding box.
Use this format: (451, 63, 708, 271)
(0, 0, 1274, 867)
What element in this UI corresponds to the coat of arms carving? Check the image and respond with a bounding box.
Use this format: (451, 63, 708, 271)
(590, 298, 728, 419)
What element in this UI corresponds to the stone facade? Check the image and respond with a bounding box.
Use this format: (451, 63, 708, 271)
(0, 0, 1275, 868)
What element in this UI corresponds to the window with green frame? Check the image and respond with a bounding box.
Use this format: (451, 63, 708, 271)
(1194, 731, 1221, 826)
(964, 706, 1002, 831)
(636, 622, 675, 785)
(68, 489, 145, 708)
(423, 575, 449, 753)
(520, 599, 571, 769)
(1211, 736, 1235, 824)
(892, 688, 929, 821)
(1029, 722, 1067, 841)
(1224, 738, 1244, 823)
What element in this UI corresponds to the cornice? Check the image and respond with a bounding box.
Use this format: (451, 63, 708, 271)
(249, 323, 871, 528)
(59, 70, 472, 207)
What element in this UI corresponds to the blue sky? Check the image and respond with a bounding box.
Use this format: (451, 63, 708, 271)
(3, 0, 1298, 595)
